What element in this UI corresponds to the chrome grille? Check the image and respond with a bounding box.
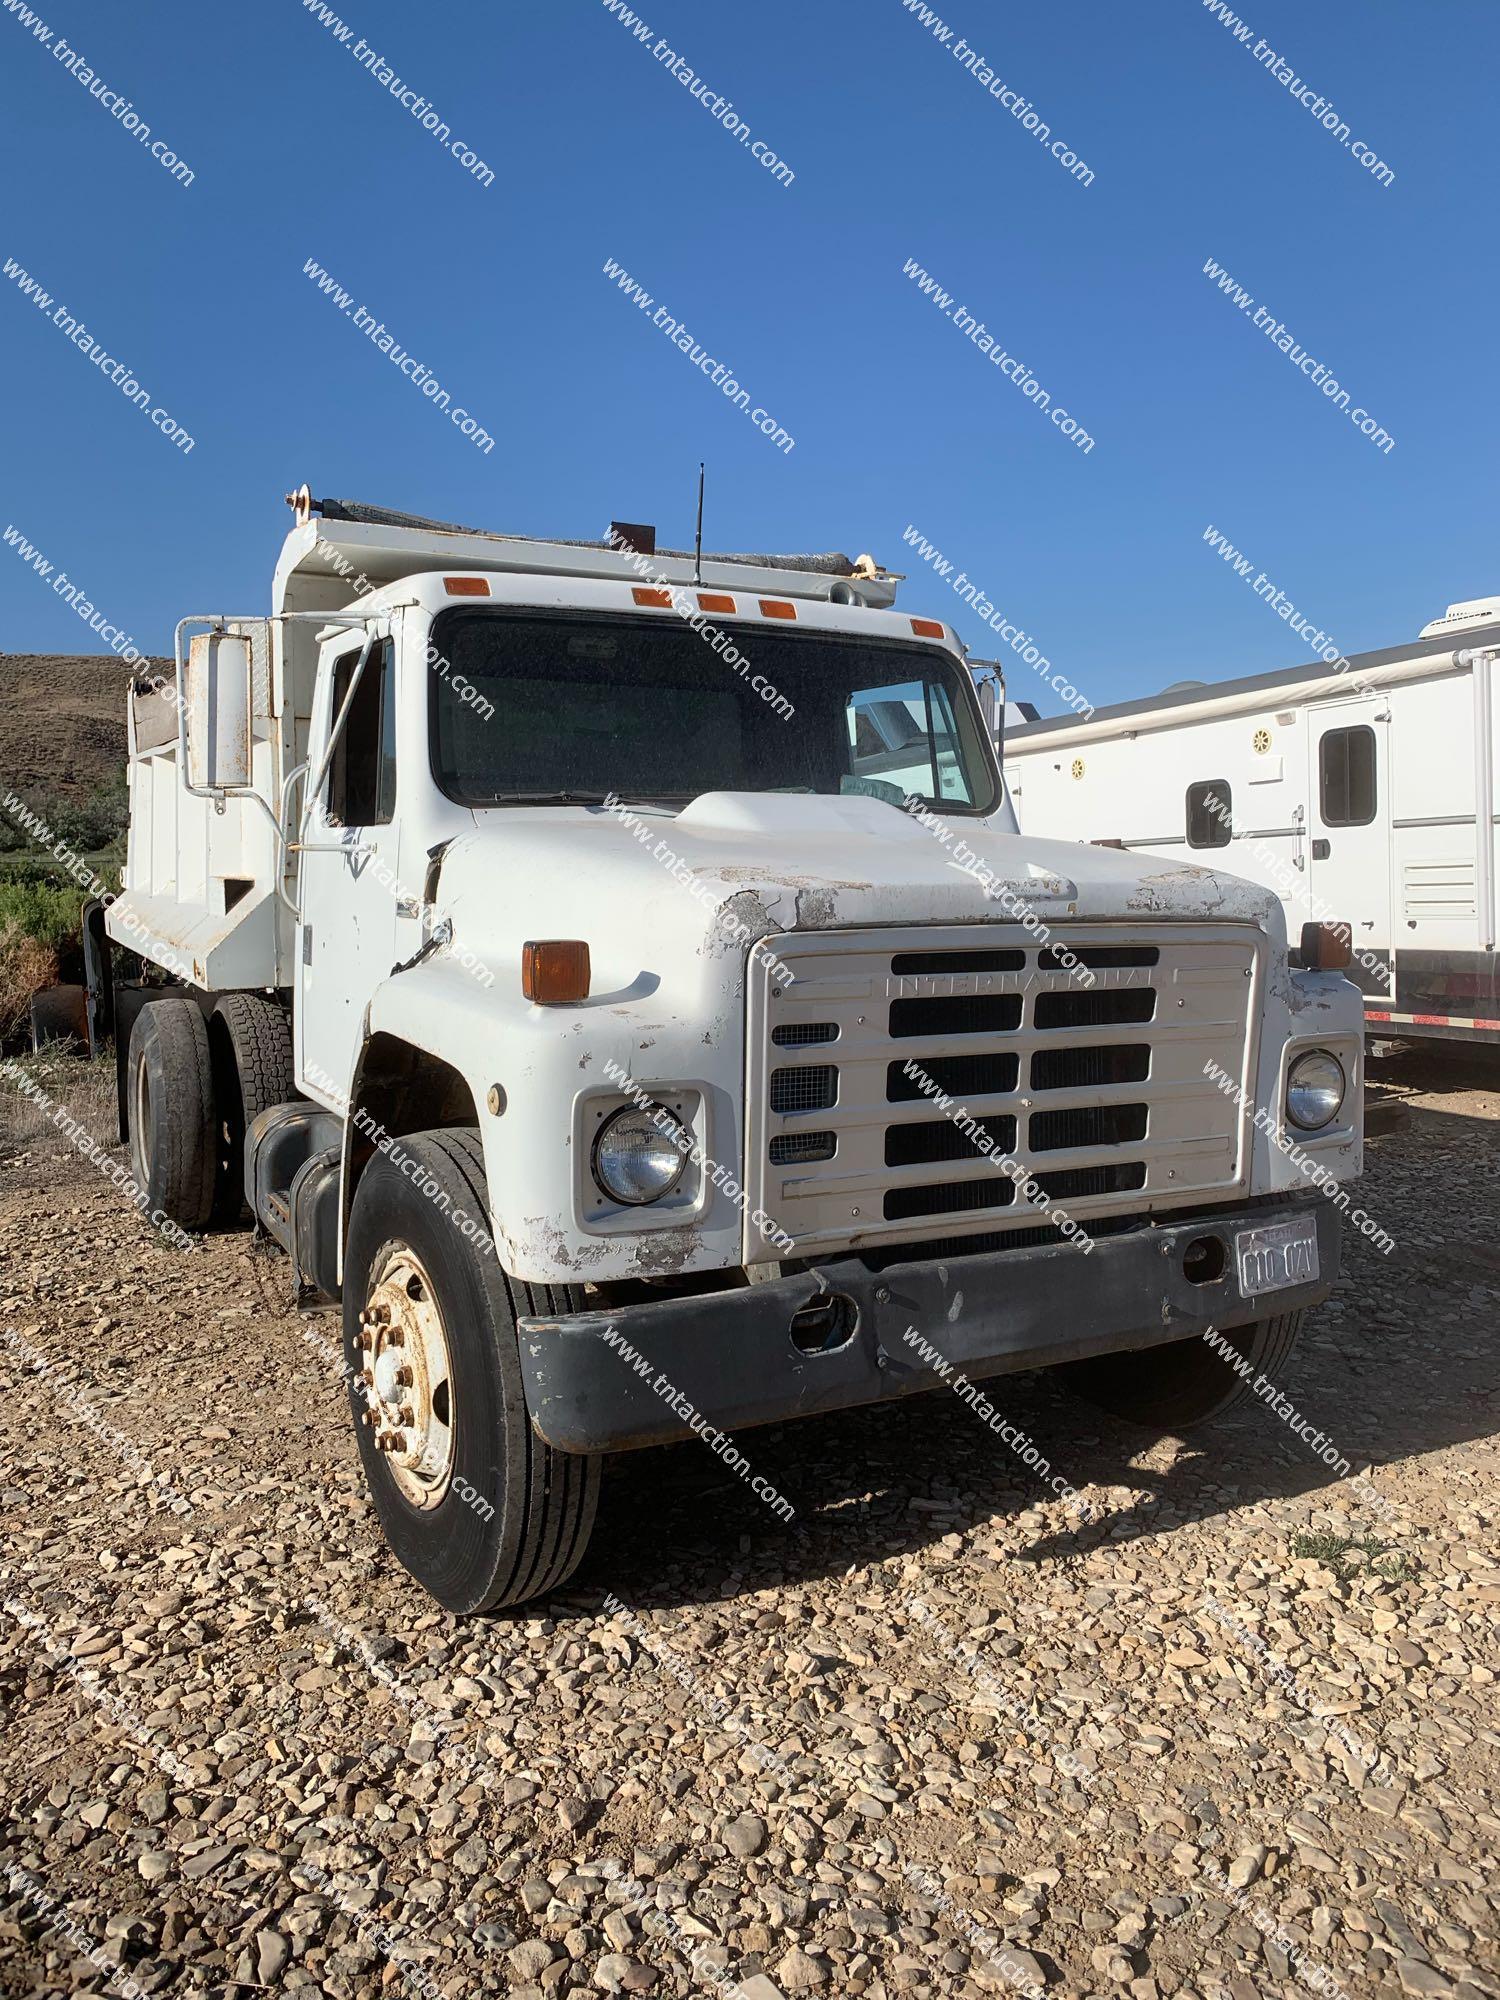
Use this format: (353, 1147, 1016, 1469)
(744, 923, 1262, 1262)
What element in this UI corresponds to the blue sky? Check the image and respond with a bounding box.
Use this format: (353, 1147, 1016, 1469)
(1, 0, 1494, 715)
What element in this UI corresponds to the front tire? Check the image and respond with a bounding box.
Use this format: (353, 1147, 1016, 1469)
(1058, 1311, 1304, 1432)
(341, 1128, 600, 1613)
(126, 998, 216, 1232)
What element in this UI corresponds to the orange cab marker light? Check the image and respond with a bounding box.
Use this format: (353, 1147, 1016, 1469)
(698, 592, 736, 613)
(522, 940, 591, 1006)
(760, 598, 796, 619)
(444, 576, 490, 596)
(632, 586, 673, 607)
(911, 617, 945, 639)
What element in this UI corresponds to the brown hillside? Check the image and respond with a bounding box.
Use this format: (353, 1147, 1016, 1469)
(0, 653, 164, 803)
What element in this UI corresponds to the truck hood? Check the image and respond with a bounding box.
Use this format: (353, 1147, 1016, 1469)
(432, 792, 1282, 989)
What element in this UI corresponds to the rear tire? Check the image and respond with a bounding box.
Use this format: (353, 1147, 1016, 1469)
(1059, 1312, 1304, 1433)
(210, 993, 298, 1221)
(342, 1128, 601, 1614)
(126, 998, 216, 1233)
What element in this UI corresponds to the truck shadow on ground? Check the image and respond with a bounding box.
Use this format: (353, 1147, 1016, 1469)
(568, 1088, 1500, 1616)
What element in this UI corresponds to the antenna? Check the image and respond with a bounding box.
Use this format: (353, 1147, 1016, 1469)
(692, 462, 706, 586)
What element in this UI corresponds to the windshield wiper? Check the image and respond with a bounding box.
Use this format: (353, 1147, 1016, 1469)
(486, 791, 613, 807)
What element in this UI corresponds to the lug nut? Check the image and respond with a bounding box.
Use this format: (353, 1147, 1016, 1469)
(395, 1366, 414, 1389)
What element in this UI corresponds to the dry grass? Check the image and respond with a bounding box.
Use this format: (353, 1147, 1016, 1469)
(0, 920, 59, 1043)
(0, 1045, 118, 1155)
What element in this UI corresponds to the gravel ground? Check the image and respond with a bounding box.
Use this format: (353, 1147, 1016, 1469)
(1, 1049, 1497, 2000)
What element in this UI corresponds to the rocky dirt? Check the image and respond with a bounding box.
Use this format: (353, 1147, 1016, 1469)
(1, 1049, 1497, 2000)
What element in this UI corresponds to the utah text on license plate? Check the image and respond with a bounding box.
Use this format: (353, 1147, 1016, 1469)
(1234, 1217, 1319, 1298)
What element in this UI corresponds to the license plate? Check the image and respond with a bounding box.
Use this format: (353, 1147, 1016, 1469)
(1235, 1216, 1319, 1298)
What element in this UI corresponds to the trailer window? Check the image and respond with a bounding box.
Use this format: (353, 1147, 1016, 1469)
(1320, 726, 1376, 827)
(1186, 780, 1232, 848)
(327, 640, 397, 828)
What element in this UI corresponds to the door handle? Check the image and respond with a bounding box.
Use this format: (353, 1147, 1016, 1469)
(1311, 838, 1330, 860)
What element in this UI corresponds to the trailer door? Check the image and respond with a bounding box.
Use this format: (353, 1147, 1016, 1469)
(1306, 706, 1393, 998)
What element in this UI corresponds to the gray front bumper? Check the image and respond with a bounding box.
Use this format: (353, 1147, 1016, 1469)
(517, 1197, 1340, 1454)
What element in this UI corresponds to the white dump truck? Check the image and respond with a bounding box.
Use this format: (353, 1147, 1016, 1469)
(103, 490, 1365, 1612)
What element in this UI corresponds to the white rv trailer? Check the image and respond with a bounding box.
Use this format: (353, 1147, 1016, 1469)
(1005, 598, 1500, 1047)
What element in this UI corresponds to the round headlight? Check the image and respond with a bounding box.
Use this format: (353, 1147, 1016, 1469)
(592, 1102, 689, 1206)
(1286, 1049, 1346, 1131)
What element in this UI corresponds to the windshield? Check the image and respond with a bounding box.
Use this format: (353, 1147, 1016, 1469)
(428, 609, 999, 815)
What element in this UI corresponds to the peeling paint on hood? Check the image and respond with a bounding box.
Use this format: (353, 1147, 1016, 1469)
(432, 791, 1282, 991)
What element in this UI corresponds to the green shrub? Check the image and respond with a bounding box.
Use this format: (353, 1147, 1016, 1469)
(0, 777, 128, 857)
(0, 879, 87, 956)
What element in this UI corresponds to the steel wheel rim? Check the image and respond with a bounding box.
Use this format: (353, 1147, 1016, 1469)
(132, 1058, 153, 1187)
(357, 1246, 455, 1509)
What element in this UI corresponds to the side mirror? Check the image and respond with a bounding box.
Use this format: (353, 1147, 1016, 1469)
(186, 630, 252, 790)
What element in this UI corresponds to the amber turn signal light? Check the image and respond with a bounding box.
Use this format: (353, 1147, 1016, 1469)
(632, 586, 673, 607)
(1300, 921, 1352, 970)
(522, 939, 591, 1005)
(910, 617, 945, 639)
(443, 576, 490, 595)
(759, 598, 796, 619)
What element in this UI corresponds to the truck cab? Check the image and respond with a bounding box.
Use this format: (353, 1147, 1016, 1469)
(105, 493, 1366, 1612)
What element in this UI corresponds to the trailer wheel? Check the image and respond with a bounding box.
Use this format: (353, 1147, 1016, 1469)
(210, 993, 298, 1221)
(342, 1128, 601, 1614)
(1059, 1311, 1304, 1433)
(126, 998, 216, 1233)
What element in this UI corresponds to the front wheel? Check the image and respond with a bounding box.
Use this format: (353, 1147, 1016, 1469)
(341, 1128, 600, 1613)
(1058, 1311, 1304, 1433)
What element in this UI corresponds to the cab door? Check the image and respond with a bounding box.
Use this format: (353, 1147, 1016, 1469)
(1306, 703, 1393, 998)
(295, 625, 403, 1104)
